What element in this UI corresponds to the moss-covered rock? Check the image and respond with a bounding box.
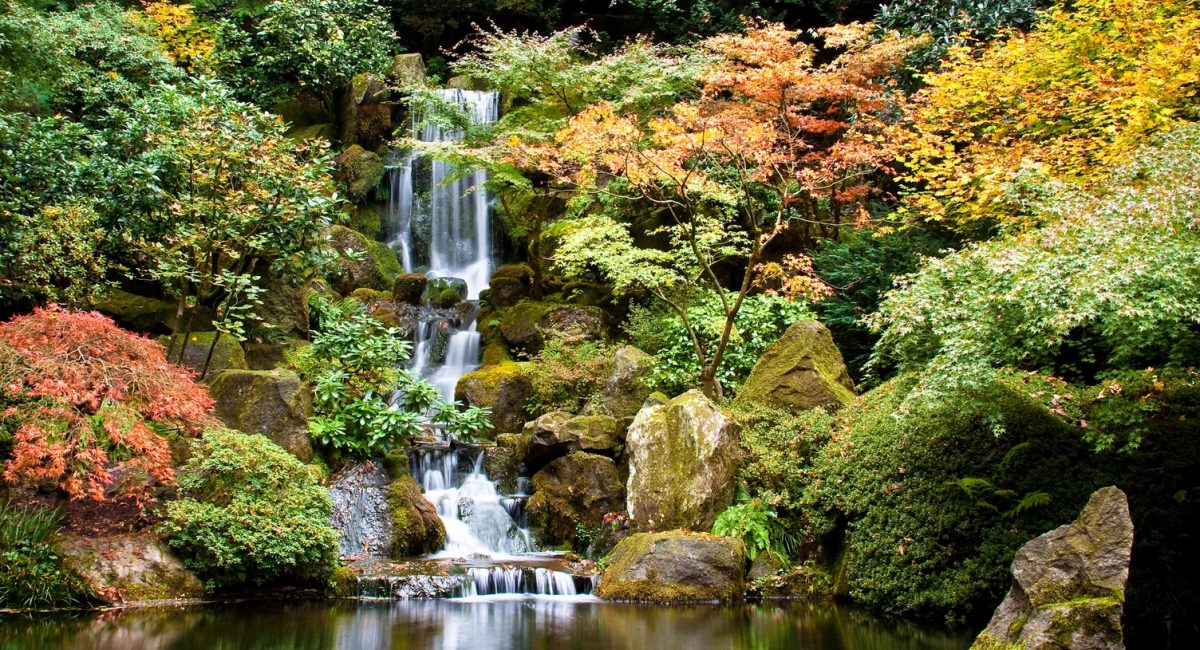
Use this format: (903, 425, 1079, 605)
(422, 277, 467, 307)
(354, 104, 393, 151)
(524, 412, 623, 473)
(387, 53, 427, 88)
(625, 390, 740, 532)
(330, 564, 359, 598)
(327, 225, 400, 293)
(335, 145, 385, 203)
(273, 95, 331, 128)
(455, 362, 532, 434)
(734, 320, 856, 413)
(350, 287, 393, 304)
(498, 300, 608, 355)
(484, 433, 528, 495)
(527, 452, 625, 549)
(488, 276, 527, 309)
(601, 346, 654, 421)
(93, 289, 213, 334)
(481, 340, 513, 366)
(158, 331, 247, 378)
(208, 369, 314, 462)
(285, 123, 335, 142)
(973, 487, 1132, 650)
(245, 340, 309, 371)
(252, 274, 313, 339)
(393, 273, 428, 305)
(387, 473, 446, 557)
(348, 203, 385, 241)
(60, 532, 204, 604)
(596, 531, 745, 603)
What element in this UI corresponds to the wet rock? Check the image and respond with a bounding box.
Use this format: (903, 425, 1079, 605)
(523, 412, 623, 473)
(327, 225, 401, 293)
(498, 301, 607, 355)
(625, 390, 740, 532)
(387, 473, 446, 557)
(527, 452, 625, 548)
(355, 573, 462, 599)
(484, 433, 527, 495)
(393, 273, 428, 305)
(455, 362, 532, 434)
(973, 486, 1133, 650)
(348, 203, 385, 240)
(208, 368, 314, 462)
(158, 331, 247, 378)
(600, 346, 655, 420)
(61, 532, 203, 604)
(596, 531, 745, 603)
(329, 463, 393, 558)
(734, 320, 856, 413)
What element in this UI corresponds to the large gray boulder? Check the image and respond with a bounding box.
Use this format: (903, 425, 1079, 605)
(733, 320, 855, 412)
(596, 531, 745, 603)
(209, 369, 314, 462)
(527, 452, 625, 548)
(60, 532, 204, 604)
(625, 390, 740, 532)
(600, 346, 654, 420)
(455, 362, 532, 434)
(523, 411, 623, 473)
(973, 486, 1133, 650)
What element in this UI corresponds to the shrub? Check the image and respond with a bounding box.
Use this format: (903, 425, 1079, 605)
(712, 497, 798, 562)
(0, 307, 212, 503)
(158, 428, 339, 588)
(0, 501, 93, 610)
(802, 375, 1101, 618)
(526, 337, 616, 415)
(626, 292, 812, 396)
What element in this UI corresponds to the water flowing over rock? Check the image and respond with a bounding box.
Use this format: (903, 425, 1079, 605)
(61, 533, 203, 604)
(208, 368, 313, 462)
(330, 463, 394, 559)
(973, 486, 1133, 650)
(733, 320, 856, 412)
(596, 532, 745, 603)
(625, 390, 741, 532)
(527, 452, 625, 548)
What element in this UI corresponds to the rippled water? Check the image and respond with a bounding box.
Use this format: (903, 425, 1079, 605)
(0, 598, 973, 650)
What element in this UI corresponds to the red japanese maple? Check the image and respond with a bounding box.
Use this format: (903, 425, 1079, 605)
(0, 307, 213, 502)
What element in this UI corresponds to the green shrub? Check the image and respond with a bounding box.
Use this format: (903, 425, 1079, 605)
(526, 337, 616, 415)
(711, 497, 798, 562)
(158, 429, 340, 589)
(626, 292, 812, 397)
(803, 375, 1101, 618)
(0, 501, 93, 610)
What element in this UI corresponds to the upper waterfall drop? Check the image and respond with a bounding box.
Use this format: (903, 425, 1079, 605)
(387, 89, 500, 300)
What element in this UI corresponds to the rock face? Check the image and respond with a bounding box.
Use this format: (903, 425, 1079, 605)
(386, 473, 446, 557)
(734, 320, 856, 412)
(336, 145, 385, 203)
(625, 390, 740, 532)
(209, 369, 314, 462)
(526, 452, 625, 548)
(596, 531, 745, 603)
(524, 412, 623, 473)
(600, 346, 654, 420)
(498, 301, 607, 355)
(60, 533, 204, 603)
(973, 486, 1133, 650)
(160, 331, 247, 378)
(455, 362, 532, 434)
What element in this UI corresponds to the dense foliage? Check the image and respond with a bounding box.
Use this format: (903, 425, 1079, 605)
(0, 308, 212, 503)
(0, 501, 93, 609)
(158, 428, 339, 588)
(525, 337, 617, 416)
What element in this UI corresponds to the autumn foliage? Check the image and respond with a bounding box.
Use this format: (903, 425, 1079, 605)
(0, 307, 212, 502)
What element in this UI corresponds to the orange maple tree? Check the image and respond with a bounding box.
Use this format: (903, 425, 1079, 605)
(0, 307, 213, 503)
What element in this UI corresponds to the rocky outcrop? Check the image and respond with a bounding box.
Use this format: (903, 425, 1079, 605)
(159, 332, 247, 378)
(455, 362, 533, 434)
(596, 531, 745, 603)
(335, 145, 385, 203)
(484, 433, 527, 495)
(600, 346, 654, 420)
(733, 320, 856, 413)
(973, 486, 1133, 650)
(523, 412, 623, 473)
(253, 274, 311, 338)
(625, 390, 740, 532)
(387, 53, 427, 88)
(327, 225, 402, 293)
(498, 301, 607, 355)
(60, 532, 204, 603)
(208, 369, 314, 462)
(526, 452, 625, 548)
(387, 473, 446, 557)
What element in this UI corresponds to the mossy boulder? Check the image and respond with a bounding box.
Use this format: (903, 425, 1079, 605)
(350, 287, 393, 304)
(455, 362, 533, 434)
(523, 412, 623, 473)
(481, 340, 513, 366)
(387, 473, 446, 557)
(327, 225, 401, 293)
(208, 369, 314, 462)
(625, 390, 740, 532)
(973, 487, 1132, 650)
(393, 273, 429, 305)
(527, 452, 625, 548)
(601, 346, 655, 421)
(422, 277, 467, 308)
(335, 145, 385, 203)
(484, 433, 528, 494)
(60, 532, 204, 604)
(285, 123, 335, 142)
(159, 331, 247, 378)
(273, 95, 331, 128)
(245, 340, 308, 371)
(487, 264, 534, 309)
(94, 289, 213, 334)
(498, 300, 608, 355)
(596, 531, 745, 603)
(252, 274, 313, 339)
(387, 53, 427, 88)
(348, 203, 385, 241)
(734, 320, 856, 413)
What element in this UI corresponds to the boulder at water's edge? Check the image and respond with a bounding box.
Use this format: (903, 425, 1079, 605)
(596, 531, 745, 603)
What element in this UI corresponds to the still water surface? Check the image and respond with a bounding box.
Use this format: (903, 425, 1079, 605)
(0, 596, 973, 650)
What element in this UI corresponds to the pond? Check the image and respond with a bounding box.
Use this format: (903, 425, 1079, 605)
(0, 597, 973, 650)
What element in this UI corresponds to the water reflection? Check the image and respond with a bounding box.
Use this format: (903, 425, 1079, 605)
(0, 598, 972, 650)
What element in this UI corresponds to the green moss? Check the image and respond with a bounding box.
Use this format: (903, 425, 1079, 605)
(481, 340, 513, 366)
(348, 204, 384, 240)
(285, 123, 335, 142)
(92, 288, 180, 332)
(350, 287, 392, 304)
(330, 565, 358, 598)
(157, 331, 247, 377)
(386, 474, 446, 556)
(336, 144, 385, 202)
(971, 633, 1025, 650)
(499, 301, 553, 345)
(596, 532, 745, 603)
(365, 238, 402, 281)
(733, 320, 856, 413)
